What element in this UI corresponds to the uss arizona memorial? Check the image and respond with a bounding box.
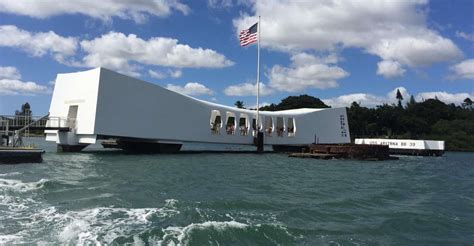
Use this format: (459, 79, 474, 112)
(45, 67, 351, 151)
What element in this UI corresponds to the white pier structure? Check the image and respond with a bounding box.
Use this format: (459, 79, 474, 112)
(46, 68, 350, 152)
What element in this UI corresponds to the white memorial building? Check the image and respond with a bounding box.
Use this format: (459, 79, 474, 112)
(45, 68, 350, 152)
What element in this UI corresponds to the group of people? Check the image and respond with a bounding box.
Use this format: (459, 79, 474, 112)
(210, 122, 221, 134)
(212, 123, 294, 137)
(239, 126, 249, 135)
(226, 125, 235, 135)
(212, 123, 251, 136)
(265, 126, 286, 137)
(276, 127, 285, 137)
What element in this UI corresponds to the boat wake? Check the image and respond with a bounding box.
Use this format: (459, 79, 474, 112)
(0, 178, 48, 193)
(1, 177, 298, 245)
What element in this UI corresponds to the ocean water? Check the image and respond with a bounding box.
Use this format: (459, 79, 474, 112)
(0, 138, 473, 245)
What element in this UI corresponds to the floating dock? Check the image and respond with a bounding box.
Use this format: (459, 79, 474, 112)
(0, 147, 44, 164)
(355, 138, 444, 156)
(289, 144, 397, 161)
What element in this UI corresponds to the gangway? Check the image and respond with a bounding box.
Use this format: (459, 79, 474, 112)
(1, 114, 74, 147)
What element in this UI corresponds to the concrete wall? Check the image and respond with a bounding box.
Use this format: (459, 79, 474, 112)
(45, 68, 101, 144)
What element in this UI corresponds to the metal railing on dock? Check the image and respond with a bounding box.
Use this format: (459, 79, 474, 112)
(0, 115, 75, 131)
(1, 114, 75, 147)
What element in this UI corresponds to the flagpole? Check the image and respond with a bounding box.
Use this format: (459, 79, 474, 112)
(256, 15, 261, 133)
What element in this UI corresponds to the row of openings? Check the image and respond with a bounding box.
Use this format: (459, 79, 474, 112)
(210, 110, 295, 137)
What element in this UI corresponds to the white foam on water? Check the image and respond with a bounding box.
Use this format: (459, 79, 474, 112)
(0, 172, 22, 177)
(0, 177, 47, 244)
(159, 220, 249, 245)
(0, 178, 48, 193)
(165, 199, 178, 208)
(58, 218, 89, 242)
(0, 192, 181, 245)
(0, 235, 23, 244)
(0, 194, 37, 212)
(53, 202, 181, 245)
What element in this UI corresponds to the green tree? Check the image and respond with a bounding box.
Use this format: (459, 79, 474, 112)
(260, 95, 329, 111)
(234, 100, 245, 109)
(463, 97, 472, 108)
(396, 89, 404, 108)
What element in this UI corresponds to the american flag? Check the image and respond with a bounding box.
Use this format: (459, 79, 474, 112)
(239, 22, 258, 46)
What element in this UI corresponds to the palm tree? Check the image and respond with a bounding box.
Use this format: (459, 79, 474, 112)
(234, 100, 245, 109)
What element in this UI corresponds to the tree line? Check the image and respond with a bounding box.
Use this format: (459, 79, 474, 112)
(237, 92, 474, 151)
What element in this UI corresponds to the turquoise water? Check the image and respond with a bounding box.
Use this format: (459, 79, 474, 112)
(1, 139, 473, 245)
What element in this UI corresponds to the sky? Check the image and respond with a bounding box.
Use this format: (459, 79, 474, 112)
(0, 0, 473, 115)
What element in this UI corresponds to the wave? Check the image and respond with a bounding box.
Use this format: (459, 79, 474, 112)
(0, 235, 21, 244)
(57, 206, 180, 244)
(0, 178, 48, 193)
(1, 194, 298, 245)
(0, 172, 22, 177)
(164, 220, 248, 244)
(53, 199, 182, 245)
(149, 220, 298, 245)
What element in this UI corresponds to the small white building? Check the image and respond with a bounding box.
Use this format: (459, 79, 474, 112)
(46, 67, 351, 151)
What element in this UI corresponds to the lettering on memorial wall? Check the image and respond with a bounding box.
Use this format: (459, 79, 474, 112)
(340, 115, 348, 138)
(369, 140, 418, 148)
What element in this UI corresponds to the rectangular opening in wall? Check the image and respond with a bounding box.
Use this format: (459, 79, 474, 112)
(67, 105, 78, 128)
(226, 111, 236, 135)
(276, 117, 284, 137)
(210, 110, 221, 134)
(239, 114, 249, 136)
(251, 117, 262, 136)
(287, 117, 295, 137)
(265, 116, 273, 136)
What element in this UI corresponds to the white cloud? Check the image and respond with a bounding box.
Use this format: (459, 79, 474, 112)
(0, 66, 21, 80)
(456, 31, 474, 42)
(324, 87, 409, 107)
(377, 60, 406, 78)
(0, 66, 49, 95)
(234, 1, 462, 75)
(268, 53, 348, 92)
(169, 69, 183, 78)
(0, 26, 232, 77)
(149, 70, 167, 79)
(367, 35, 462, 67)
(149, 69, 182, 79)
(416, 91, 474, 104)
(389, 87, 410, 102)
(323, 93, 386, 108)
(77, 32, 234, 76)
(166, 82, 214, 96)
(0, 0, 189, 24)
(224, 53, 347, 96)
(0, 25, 77, 62)
(449, 59, 474, 80)
(323, 86, 472, 107)
(224, 82, 274, 96)
(208, 0, 233, 9)
(0, 79, 48, 95)
(248, 101, 271, 109)
(291, 52, 340, 65)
